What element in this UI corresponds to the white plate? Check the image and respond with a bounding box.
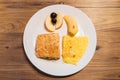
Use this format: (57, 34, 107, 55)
(23, 4, 97, 76)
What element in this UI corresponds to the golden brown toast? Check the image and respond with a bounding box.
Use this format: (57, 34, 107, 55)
(36, 33, 60, 59)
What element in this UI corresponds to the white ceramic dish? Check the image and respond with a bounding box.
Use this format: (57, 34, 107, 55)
(23, 4, 96, 76)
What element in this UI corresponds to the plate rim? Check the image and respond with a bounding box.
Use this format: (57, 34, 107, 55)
(23, 4, 97, 76)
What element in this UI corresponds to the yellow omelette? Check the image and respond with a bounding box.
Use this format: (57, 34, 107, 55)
(62, 36, 88, 65)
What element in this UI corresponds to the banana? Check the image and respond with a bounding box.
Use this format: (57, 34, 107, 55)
(64, 16, 78, 36)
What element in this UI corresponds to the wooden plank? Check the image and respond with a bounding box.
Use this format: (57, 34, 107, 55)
(80, 8, 120, 31)
(0, 8, 119, 80)
(0, 0, 119, 8)
(0, 0, 120, 80)
(0, 66, 119, 80)
(0, 8, 119, 33)
(0, 31, 119, 79)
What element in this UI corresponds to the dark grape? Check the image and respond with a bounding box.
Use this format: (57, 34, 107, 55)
(51, 18, 57, 24)
(50, 12, 57, 18)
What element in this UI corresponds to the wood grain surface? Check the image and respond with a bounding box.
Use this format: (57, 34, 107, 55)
(0, 0, 120, 80)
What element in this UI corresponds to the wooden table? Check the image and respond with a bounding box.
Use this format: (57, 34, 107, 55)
(0, 0, 120, 80)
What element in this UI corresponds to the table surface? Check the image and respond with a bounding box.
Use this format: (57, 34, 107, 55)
(0, 0, 120, 80)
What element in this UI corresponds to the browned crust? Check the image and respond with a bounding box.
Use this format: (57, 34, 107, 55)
(36, 33, 60, 60)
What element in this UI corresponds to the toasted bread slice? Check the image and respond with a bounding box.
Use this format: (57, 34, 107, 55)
(36, 33, 60, 59)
